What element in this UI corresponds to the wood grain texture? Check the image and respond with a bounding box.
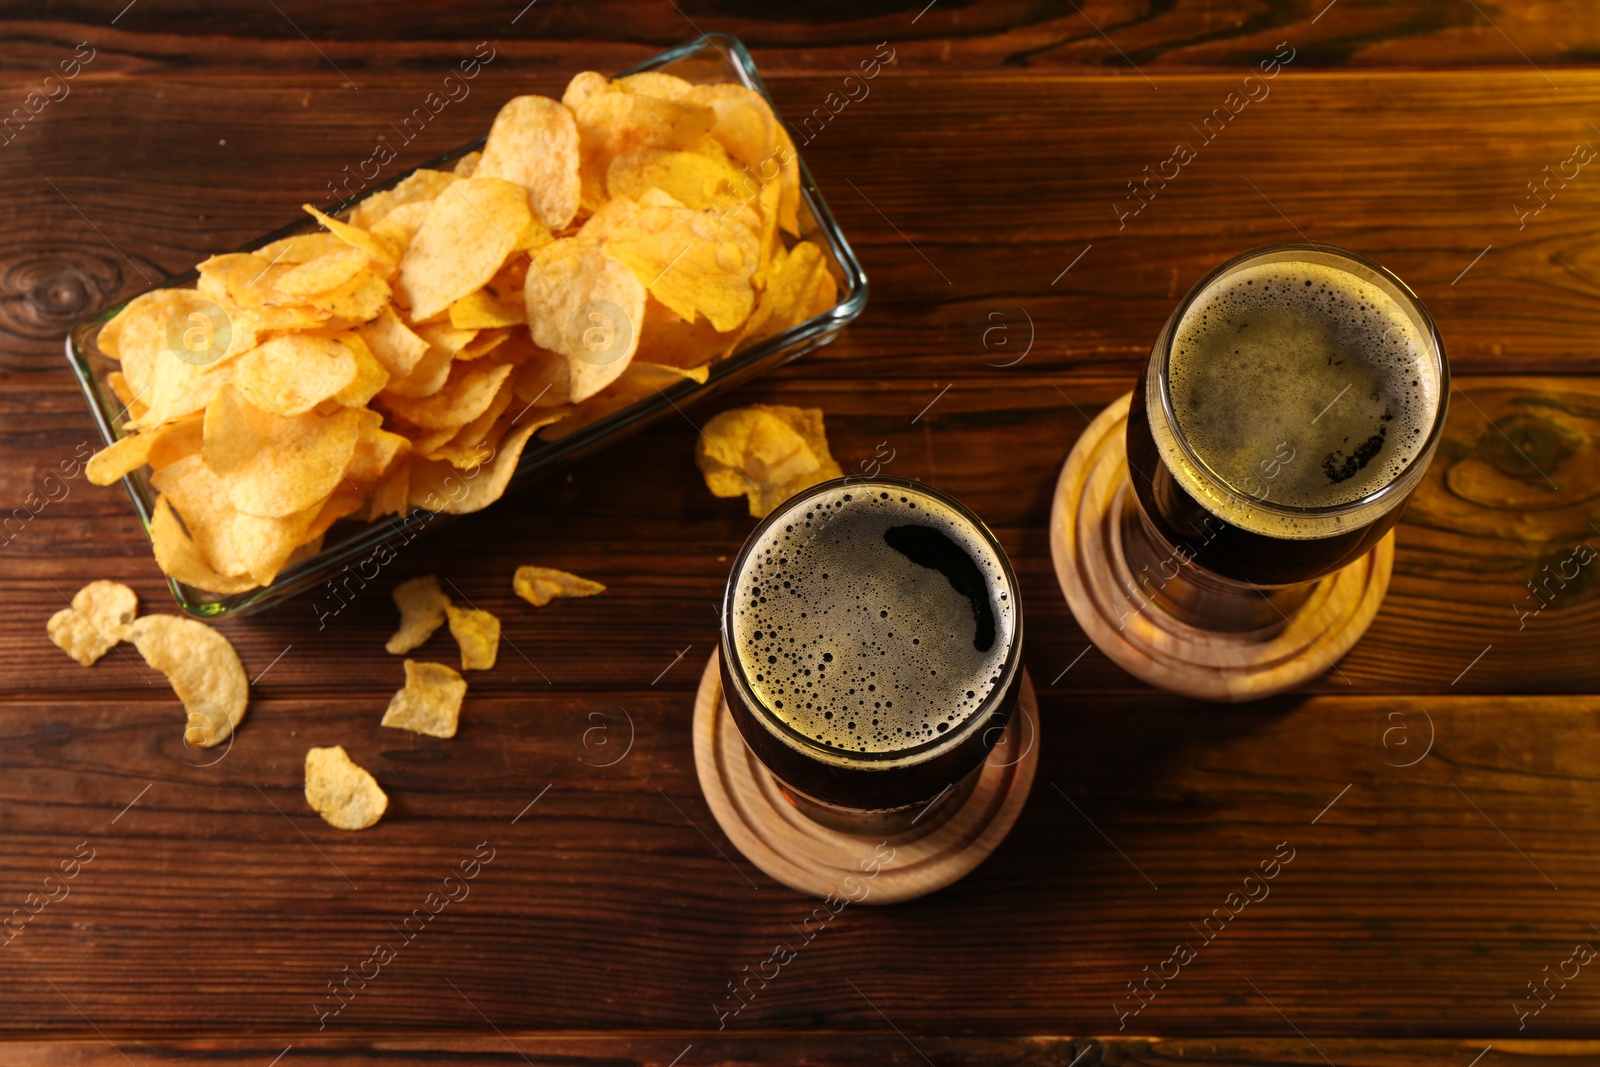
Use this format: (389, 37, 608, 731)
(3, 0, 1600, 74)
(0, 2, 1597, 1058)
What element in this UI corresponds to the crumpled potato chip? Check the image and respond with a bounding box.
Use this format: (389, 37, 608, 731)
(382, 659, 467, 738)
(445, 603, 500, 671)
(380, 360, 512, 429)
(693, 83, 800, 235)
(523, 238, 646, 402)
(304, 745, 387, 831)
(385, 574, 450, 654)
(149, 496, 259, 594)
(512, 566, 605, 607)
(127, 613, 249, 748)
(397, 178, 541, 322)
(235, 335, 359, 417)
(595, 198, 758, 333)
(475, 95, 582, 232)
(605, 141, 753, 215)
(573, 85, 716, 211)
(47, 580, 138, 666)
(407, 421, 539, 514)
(696, 404, 844, 518)
(203, 384, 362, 518)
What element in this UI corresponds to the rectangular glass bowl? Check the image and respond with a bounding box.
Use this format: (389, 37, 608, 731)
(64, 33, 868, 619)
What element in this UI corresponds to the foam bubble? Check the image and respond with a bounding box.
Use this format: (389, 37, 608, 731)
(729, 485, 1016, 755)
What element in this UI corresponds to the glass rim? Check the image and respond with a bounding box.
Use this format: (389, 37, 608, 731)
(1152, 241, 1451, 522)
(719, 475, 1025, 768)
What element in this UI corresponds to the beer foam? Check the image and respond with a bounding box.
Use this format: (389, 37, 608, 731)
(1166, 258, 1440, 526)
(729, 485, 1016, 755)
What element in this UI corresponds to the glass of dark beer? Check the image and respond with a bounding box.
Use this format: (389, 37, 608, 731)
(1123, 243, 1449, 630)
(719, 477, 1024, 834)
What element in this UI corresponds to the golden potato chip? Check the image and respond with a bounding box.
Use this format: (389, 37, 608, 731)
(203, 384, 363, 518)
(524, 238, 646, 402)
(597, 199, 758, 333)
(636, 296, 735, 370)
(383, 322, 471, 399)
(382, 659, 467, 738)
(511, 346, 571, 407)
(574, 89, 716, 211)
(347, 413, 411, 483)
(367, 464, 411, 520)
(151, 454, 249, 577)
(149, 496, 258, 594)
(735, 240, 830, 352)
(86, 412, 204, 486)
(332, 334, 391, 407)
(448, 288, 524, 330)
(348, 168, 459, 228)
(445, 603, 500, 671)
(696, 404, 843, 518)
(513, 565, 605, 607)
(231, 503, 324, 586)
(562, 70, 611, 112)
(428, 380, 514, 468)
(385, 574, 449, 654)
(456, 326, 513, 362)
(381, 360, 512, 430)
(255, 232, 347, 265)
(302, 204, 401, 266)
(146, 415, 205, 470)
(275, 246, 371, 297)
(605, 143, 752, 215)
(107, 369, 135, 406)
(475, 95, 582, 231)
(127, 613, 249, 748)
(98, 288, 194, 385)
(235, 335, 359, 417)
(408, 421, 538, 514)
(539, 361, 697, 442)
(693, 83, 799, 235)
(304, 745, 387, 831)
(358, 306, 431, 379)
(299, 267, 391, 324)
(47, 579, 138, 667)
(396, 177, 538, 322)
(128, 344, 243, 432)
(453, 150, 481, 177)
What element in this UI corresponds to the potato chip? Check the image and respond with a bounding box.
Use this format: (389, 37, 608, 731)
(382, 659, 467, 738)
(428, 380, 514, 468)
(396, 177, 538, 322)
(511, 345, 571, 407)
(512, 565, 605, 607)
(348, 168, 458, 228)
(445, 603, 500, 670)
(255, 232, 347, 265)
(606, 142, 753, 215)
(302, 204, 401, 266)
(456, 326, 513, 362)
(275, 246, 371, 298)
(232, 503, 324, 586)
(407, 420, 538, 514)
(127, 613, 249, 748)
(151, 454, 249, 577)
(86, 412, 204, 486)
(696, 404, 844, 518)
(304, 746, 387, 831)
(596, 199, 758, 333)
(149, 496, 258, 594)
(203, 384, 362, 518)
(299, 267, 391, 324)
(367, 465, 411, 520)
(47, 580, 138, 667)
(347, 413, 411, 483)
(128, 344, 243, 432)
(574, 87, 716, 211)
(562, 70, 611, 112)
(332, 334, 391, 407)
(235, 335, 359, 417)
(98, 288, 194, 388)
(540, 361, 702, 442)
(381, 360, 512, 429)
(146, 415, 205, 470)
(735, 240, 829, 351)
(475, 95, 582, 231)
(385, 574, 449, 654)
(636, 296, 736, 371)
(453, 151, 481, 177)
(693, 83, 799, 235)
(358, 306, 431, 379)
(449, 288, 524, 330)
(383, 322, 472, 399)
(524, 238, 646, 402)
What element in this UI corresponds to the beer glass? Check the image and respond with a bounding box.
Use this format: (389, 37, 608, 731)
(719, 477, 1024, 834)
(1121, 243, 1449, 630)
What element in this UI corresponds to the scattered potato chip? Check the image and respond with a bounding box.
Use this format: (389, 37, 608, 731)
(127, 614, 249, 747)
(304, 745, 387, 831)
(386, 574, 450, 654)
(697, 404, 844, 518)
(382, 659, 467, 738)
(47, 580, 138, 666)
(445, 603, 500, 670)
(513, 566, 605, 607)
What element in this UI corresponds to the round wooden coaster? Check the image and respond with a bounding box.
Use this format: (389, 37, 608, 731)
(692, 651, 1040, 904)
(1049, 392, 1394, 702)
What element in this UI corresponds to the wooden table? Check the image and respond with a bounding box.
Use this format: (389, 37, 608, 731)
(3, 3, 1599, 1063)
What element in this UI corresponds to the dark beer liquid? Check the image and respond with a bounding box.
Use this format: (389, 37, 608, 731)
(1129, 258, 1440, 586)
(722, 481, 1021, 810)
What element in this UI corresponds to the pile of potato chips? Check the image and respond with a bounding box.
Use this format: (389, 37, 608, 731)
(87, 70, 838, 595)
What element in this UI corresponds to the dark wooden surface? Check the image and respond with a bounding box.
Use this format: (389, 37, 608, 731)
(2, 2, 1599, 1063)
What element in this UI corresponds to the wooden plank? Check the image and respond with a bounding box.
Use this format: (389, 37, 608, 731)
(0, 374, 1593, 697)
(3, 692, 1600, 1034)
(3, 73, 1600, 378)
(0, 1035, 1578, 1066)
(2, 0, 1598, 74)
